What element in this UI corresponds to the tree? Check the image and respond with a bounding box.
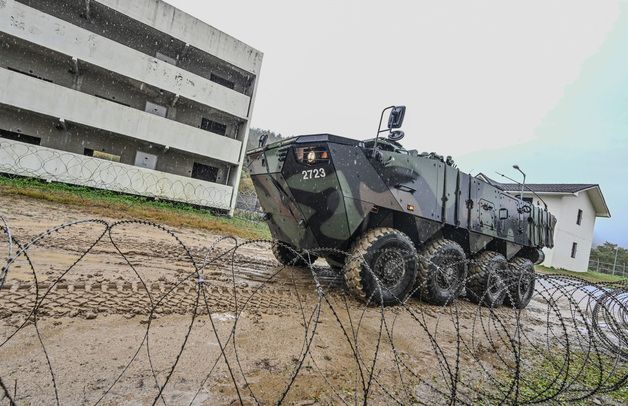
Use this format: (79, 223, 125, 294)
(589, 242, 628, 265)
(246, 128, 283, 152)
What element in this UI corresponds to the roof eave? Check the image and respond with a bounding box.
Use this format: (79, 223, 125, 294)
(504, 187, 611, 218)
(584, 186, 611, 218)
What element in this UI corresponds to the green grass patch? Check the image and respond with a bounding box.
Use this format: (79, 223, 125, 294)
(0, 175, 270, 240)
(535, 265, 627, 284)
(514, 349, 628, 405)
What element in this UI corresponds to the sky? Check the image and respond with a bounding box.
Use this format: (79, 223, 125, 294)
(169, 0, 628, 247)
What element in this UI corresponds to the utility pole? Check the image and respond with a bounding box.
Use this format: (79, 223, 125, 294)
(612, 246, 619, 275)
(513, 165, 526, 199)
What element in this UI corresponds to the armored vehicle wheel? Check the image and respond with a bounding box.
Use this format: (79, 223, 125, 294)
(414, 239, 467, 306)
(324, 253, 345, 273)
(504, 257, 536, 309)
(272, 242, 318, 267)
(466, 251, 508, 308)
(344, 227, 418, 306)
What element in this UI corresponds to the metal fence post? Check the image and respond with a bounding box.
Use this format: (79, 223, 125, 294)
(612, 248, 619, 275)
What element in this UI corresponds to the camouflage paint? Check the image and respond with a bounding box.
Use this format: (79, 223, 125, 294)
(247, 134, 556, 257)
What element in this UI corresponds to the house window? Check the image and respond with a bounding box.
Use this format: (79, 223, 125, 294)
(523, 197, 533, 204)
(571, 242, 578, 259)
(191, 162, 219, 183)
(84, 148, 121, 163)
(200, 118, 227, 136)
(0, 129, 41, 145)
(576, 209, 583, 225)
(210, 73, 235, 89)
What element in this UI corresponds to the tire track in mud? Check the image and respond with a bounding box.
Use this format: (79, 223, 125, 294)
(0, 278, 515, 325)
(0, 280, 325, 320)
(2, 230, 349, 320)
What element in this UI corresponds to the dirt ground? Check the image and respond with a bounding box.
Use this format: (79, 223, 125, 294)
(0, 194, 618, 405)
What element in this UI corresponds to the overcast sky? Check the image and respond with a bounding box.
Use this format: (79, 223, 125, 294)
(169, 0, 628, 247)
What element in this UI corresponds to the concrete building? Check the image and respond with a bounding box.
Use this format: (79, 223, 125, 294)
(0, 0, 262, 213)
(478, 175, 611, 272)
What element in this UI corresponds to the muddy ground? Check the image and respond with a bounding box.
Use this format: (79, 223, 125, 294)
(0, 194, 620, 405)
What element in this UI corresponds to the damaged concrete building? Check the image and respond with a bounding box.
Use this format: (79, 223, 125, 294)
(0, 0, 262, 213)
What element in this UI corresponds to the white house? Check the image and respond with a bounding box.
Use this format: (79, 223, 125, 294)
(478, 176, 611, 272)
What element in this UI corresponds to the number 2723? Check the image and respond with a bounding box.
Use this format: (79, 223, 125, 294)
(302, 168, 326, 180)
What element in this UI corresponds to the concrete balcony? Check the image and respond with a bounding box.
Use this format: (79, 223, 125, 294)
(0, 0, 251, 119)
(0, 138, 234, 209)
(96, 0, 263, 76)
(0, 67, 243, 165)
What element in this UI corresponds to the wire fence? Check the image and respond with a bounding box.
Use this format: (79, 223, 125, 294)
(1, 215, 626, 405)
(234, 189, 262, 215)
(0, 139, 238, 211)
(589, 258, 628, 278)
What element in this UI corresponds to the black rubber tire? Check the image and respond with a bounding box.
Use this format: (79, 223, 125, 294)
(344, 227, 418, 306)
(272, 241, 317, 267)
(414, 239, 467, 306)
(504, 257, 536, 309)
(466, 251, 508, 308)
(324, 253, 345, 273)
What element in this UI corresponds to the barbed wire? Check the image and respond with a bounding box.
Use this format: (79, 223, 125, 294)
(0, 216, 626, 405)
(0, 139, 264, 212)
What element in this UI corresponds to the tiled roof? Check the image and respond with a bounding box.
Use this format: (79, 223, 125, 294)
(476, 173, 610, 217)
(476, 174, 597, 193)
(497, 183, 598, 193)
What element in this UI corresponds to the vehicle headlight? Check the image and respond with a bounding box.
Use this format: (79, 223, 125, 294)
(307, 150, 317, 164)
(295, 147, 330, 165)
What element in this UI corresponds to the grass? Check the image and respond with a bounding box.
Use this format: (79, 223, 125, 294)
(0, 176, 270, 240)
(514, 350, 628, 405)
(535, 265, 627, 284)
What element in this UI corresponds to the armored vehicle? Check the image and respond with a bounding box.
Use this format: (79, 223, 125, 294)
(246, 106, 556, 308)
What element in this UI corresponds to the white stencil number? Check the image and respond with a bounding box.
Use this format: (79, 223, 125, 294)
(302, 168, 326, 180)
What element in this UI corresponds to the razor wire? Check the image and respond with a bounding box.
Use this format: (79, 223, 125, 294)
(0, 139, 263, 213)
(0, 216, 626, 405)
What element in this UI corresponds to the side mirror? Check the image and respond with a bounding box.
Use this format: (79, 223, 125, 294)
(388, 130, 405, 142)
(388, 106, 406, 129)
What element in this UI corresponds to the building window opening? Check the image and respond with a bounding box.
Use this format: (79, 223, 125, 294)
(210, 73, 235, 90)
(571, 242, 578, 259)
(201, 118, 227, 136)
(523, 197, 533, 204)
(0, 129, 41, 145)
(576, 209, 583, 225)
(84, 148, 121, 163)
(191, 162, 219, 183)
